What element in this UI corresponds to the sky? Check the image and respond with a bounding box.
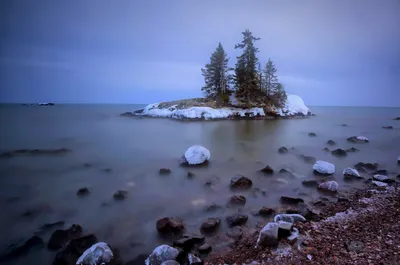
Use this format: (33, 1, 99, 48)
(0, 0, 399, 106)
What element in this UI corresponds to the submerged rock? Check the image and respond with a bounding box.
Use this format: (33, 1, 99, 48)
(200, 218, 220, 233)
(228, 195, 246, 206)
(313, 160, 335, 175)
(145, 245, 179, 265)
(300, 155, 316, 164)
(354, 162, 378, 172)
(186, 172, 195, 178)
(382, 126, 393, 129)
(48, 224, 83, 250)
(230, 175, 253, 189)
(0, 148, 71, 159)
(346, 147, 360, 153)
(302, 180, 319, 187)
(278, 147, 288, 154)
(76, 242, 114, 265)
(0, 236, 44, 261)
(331, 148, 347, 157)
(258, 207, 275, 216)
(374, 169, 388, 175)
(318, 181, 339, 192)
(394, 117, 400, 120)
(260, 165, 274, 174)
(53, 234, 98, 265)
(156, 217, 184, 234)
(113, 190, 127, 200)
(227, 226, 243, 240)
(347, 136, 369, 143)
(159, 168, 171, 175)
(343, 167, 361, 178)
(327, 140, 336, 146)
(35, 221, 65, 234)
(226, 214, 248, 227)
(280, 196, 304, 204)
(308, 132, 317, 137)
(77, 187, 90, 197)
(323, 147, 330, 152)
(181, 145, 210, 166)
(173, 237, 194, 251)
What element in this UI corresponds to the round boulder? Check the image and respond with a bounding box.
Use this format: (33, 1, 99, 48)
(182, 145, 210, 165)
(313, 160, 335, 175)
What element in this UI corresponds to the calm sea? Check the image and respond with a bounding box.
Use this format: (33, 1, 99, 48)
(0, 104, 399, 264)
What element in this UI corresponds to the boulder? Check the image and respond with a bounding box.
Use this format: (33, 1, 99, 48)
(313, 160, 335, 175)
(228, 195, 246, 206)
(318, 181, 339, 192)
(226, 215, 248, 227)
(354, 162, 378, 172)
(347, 136, 369, 143)
(302, 180, 319, 187)
(145, 245, 179, 265)
(260, 165, 274, 174)
(285, 204, 320, 221)
(343, 167, 361, 178)
(308, 132, 317, 137)
(230, 175, 252, 189)
(188, 253, 202, 265)
(258, 207, 275, 216)
(331, 149, 347, 157)
(200, 218, 220, 233)
(53, 234, 98, 265)
(159, 168, 171, 175)
(48, 224, 83, 250)
(382, 126, 393, 129)
(75, 242, 115, 265)
(198, 243, 212, 254)
(113, 190, 127, 200)
(256, 222, 279, 247)
(0, 236, 43, 261)
(278, 147, 288, 154)
(280, 196, 304, 204)
(300, 155, 316, 164)
(327, 140, 336, 146)
(182, 145, 211, 166)
(346, 147, 360, 152)
(156, 217, 184, 234)
(77, 187, 90, 197)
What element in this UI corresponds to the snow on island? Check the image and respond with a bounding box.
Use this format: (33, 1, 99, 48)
(128, 93, 310, 120)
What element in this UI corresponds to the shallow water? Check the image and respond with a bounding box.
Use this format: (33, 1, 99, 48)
(0, 104, 399, 264)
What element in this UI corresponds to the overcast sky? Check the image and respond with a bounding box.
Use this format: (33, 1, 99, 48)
(1, 0, 399, 106)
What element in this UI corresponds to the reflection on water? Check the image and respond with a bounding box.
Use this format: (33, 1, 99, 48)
(0, 104, 399, 264)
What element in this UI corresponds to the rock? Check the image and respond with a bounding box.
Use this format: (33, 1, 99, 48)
(198, 243, 212, 254)
(204, 203, 222, 212)
(288, 228, 300, 244)
(226, 214, 248, 227)
(300, 155, 316, 164)
(120, 112, 134, 117)
(77, 187, 90, 197)
(200, 218, 220, 233)
(277, 221, 293, 239)
(103, 168, 112, 173)
(280, 196, 304, 204)
(274, 213, 306, 223)
(331, 148, 347, 157)
(53, 234, 98, 265)
(302, 180, 319, 187)
(228, 195, 246, 206)
(161, 261, 180, 265)
(337, 197, 350, 203)
(38, 102, 55, 106)
(76, 242, 115, 265)
(394, 117, 400, 120)
(372, 181, 387, 187)
(187, 172, 195, 178)
(279, 168, 291, 174)
(133, 108, 144, 114)
(347, 136, 369, 143)
(182, 145, 211, 166)
(173, 237, 194, 251)
(227, 226, 243, 240)
(373, 174, 394, 183)
(182, 234, 205, 244)
(0, 236, 43, 261)
(48, 224, 83, 250)
(145, 245, 179, 265)
(0, 148, 71, 159)
(230, 175, 253, 189)
(188, 253, 203, 265)
(374, 169, 388, 175)
(382, 126, 393, 129)
(113, 190, 127, 200)
(278, 147, 288, 154)
(258, 207, 275, 216)
(260, 165, 274, 174)
(256, 222, 279, 246)
(343, 167, 361, 178)
(346, 147, 360, 152)
(354, 162, 378, 172)
(308, 132, 317, 137)
(156, 217, 184, 234)
(327, 140, 336, 146)
(313, 160, 335, 175)
(346, 241, 364, 254)
(159, 168, 171, 175)
(274, 178, 289, 185)
(318, 181, 339, 192)
(288, 204, 320, 221)
(341, 124, 347, 126)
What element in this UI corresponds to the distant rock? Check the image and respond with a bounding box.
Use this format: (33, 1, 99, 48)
(76, 242, 115, 265)
(0, 236, 43, 261)
(145, 245, 179, 265)
(204, 203, 222, 212)
(327, 140, 336, 146)
(279, 168, 291, 174)
(346, 147, 360, 153)
(120, 112, 135, 117)
(318, 181, 339, 192)
(260, 165, 274, 174)
(228, 195, 246, 206)
(48, 225, 82, 250)
(280, 196, 304, 204)
(341, 124, 347, 127)
(278, 147, 288, 154)
(331, 148, 347, 157)
(323, 147, 330, 152)
(53, 234, 98, 265)
(77, 187, 90, 197)
(302, 180, 319, 187)
(38, 102, 55, 106)
(230, 175, 253, 189)
(200, 218, 220, 233)
(382, 126, 393, 129)
(159, 168, 171, 175)
(226, 214, 248, 227)
(343, 167, 361, 178)
(393, 117, 400, 120)
(313, 160, 335, 175)
(0, 148, 71, 159)
(180, 145, 210, 166)
(300, 154, 317, 164)
(308, 132, 317, 137)
(156, 217, 184, 234)
(398, 156, 400, 164)
(187, 172, 195, 178)
(113, 190, 127, 200)
(347, 136, 369, 143)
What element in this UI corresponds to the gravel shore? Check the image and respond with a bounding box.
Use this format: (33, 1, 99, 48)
(206, 183, 400, 265)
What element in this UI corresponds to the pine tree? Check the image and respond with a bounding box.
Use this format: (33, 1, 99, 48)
(270, 82, 287, 108)
(234, 29, 261, 103)
(264, 58, 278, 96)
(201, 42, 231, 103)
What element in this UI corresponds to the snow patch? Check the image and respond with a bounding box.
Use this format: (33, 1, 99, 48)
(356, 136, 369, 141)
(277, 94, 310, 116)
(184, 145, 210, 165)
(313, 160, 335, 174)
(343, 167, 360, 177)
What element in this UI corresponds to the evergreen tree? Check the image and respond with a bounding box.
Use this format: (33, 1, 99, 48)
(201, 42, 231, 103)
(234, 29, 261, 103)
(270, 82, 287, 108)
(264, 58, 278, 95)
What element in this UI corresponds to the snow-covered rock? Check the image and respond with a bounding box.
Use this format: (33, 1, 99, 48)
(183, 145, 210, 165)
(256, 222, 279, 246)
(277, 94, 310, 116)
(145, 245, 179, 265)
(318, 180, 339, 192)
(347, 136, 369, 143)
(313, 160, 335, 175)
(372, 181, 388, 187)
(373, 175, 389, 182)
(76, 242, 113, 265)
(274, 214, 306, 223)
(343, 167, 361, 178)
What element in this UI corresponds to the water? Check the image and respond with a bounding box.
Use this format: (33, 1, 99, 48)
(0, 104, 399, 264)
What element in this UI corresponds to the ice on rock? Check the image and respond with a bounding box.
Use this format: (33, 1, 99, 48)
(277, 94, 310, 116)
(274, 214, 306, 223)
(372, 181, 388, 187)
(145, 245, 179, 265)
(313, 160, 335, 175)
(76, 242, 113, 265)
(356, 136, 369, 141)
(373, 175, 389, 182)
(184, 145, 210, 165)
(318, 181, 339, 192)
(343, 167, 361, 178)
